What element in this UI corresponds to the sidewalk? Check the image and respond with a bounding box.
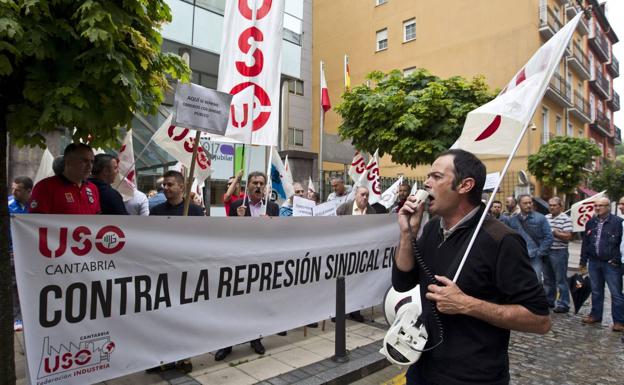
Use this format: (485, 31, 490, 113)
(14, 307, 391, 385)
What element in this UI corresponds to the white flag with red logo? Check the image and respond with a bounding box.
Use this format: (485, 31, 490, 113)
(379, 176, 403, 209)
(348, 151, 367, 184)
(571, 190, 607, 232)
(217, 0, 285, 146)
(152, 114, 212, 181)
(452, 13, 581, 154)
(353, 149, 381, 204)
(321, 61, 331, 112)
(114, 130, 136, 202)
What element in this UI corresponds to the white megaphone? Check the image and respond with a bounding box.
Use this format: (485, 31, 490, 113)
(379, 285, 428, 366)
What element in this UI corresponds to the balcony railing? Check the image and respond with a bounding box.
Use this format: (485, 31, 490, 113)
(539, 6, 562, 40)
(567, 42, 590, 79)
(590, 69, 610, 99)
(546, 73, 572, 107)
(565, 3, 589, 34)
(607, 56, 619, 77)
(591, 110, 610, 137)
(589, 23, 610, 62)
(570, 91, 592, 123)
(608, 91, 620, 112)
(615, 126, 621, 145)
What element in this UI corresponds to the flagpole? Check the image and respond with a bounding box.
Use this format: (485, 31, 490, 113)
(452, 13, 582, 283)
(242, 0, 259, 210)
(319, 61, 325, 201)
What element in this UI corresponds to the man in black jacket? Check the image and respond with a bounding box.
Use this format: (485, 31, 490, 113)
(394, 149, 551, 385)
(88, 154, 128, 215)
(579, 197, 624, 331)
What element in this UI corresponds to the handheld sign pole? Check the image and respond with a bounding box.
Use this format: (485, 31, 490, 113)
(183, 131, 201, 216)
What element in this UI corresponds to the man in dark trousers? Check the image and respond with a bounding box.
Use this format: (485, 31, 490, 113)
(88, 154, 128, 215)
(215, 171, 278, 361)
(394, 149, 550, 385)
(579, 197, 624, 331)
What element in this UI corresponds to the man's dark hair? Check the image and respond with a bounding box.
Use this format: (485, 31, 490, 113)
(492, 200, 502, 205)
(517, 194, 532, 203)
(506, 196, 517, 205)
(63, 142, 92, 157)
(400, 180, 411, 189)
(163, 170, 184, 185)
(331, 176, 344, 183)
(52, 156, 64, 176)
(92, 154, 115, 175)
(247, 171, 267, 184)
(14, 176, 33, 190)
(439, 149, 486, 206)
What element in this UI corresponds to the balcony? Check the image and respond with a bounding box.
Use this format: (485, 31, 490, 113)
(589, 24, 610, 62)
(607, 56, 619, 78)
(607, 91, 620, 111)
(569, 91, 592, 123)
(545, 73, 572, 107)
(538, 6, 562, 40)
(565, 3, 589, 35)
(590, 69, 610, 99)
(566, 43, 590, 79)
(590, 110, 611, 137)
(615, 126, 621, 145)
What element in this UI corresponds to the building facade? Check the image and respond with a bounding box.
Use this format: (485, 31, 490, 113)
(312, 0, 619, 197)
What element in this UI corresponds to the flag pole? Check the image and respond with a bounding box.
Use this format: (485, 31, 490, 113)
(452, 13, 582, 283)
(319, 61, 325, 201)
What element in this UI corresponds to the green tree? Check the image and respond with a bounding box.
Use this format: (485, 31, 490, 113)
(589, 159, 624, 202)
(527, 136, 601, 197)
(335, 68, 495, 166)
(0, 1, 190, 382)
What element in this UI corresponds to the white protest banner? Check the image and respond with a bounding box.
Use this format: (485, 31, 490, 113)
(379, 176, 403, 210)
(34, 148, 55, 185)
(313, 201, 337, 217)
(217, 0, 285, 146)
(152, 114, 212, 181)
(174, 83, 232, 135)
(483, 172, 501, 191)
(292, 195, 315, 216)
(11, 214, 397, 385)
(570, 190, 607, 232)
(348, 151, 366, 184)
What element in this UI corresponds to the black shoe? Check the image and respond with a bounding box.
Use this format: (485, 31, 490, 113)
(176, 359, 192, 373)
(553, 306, 569, 314)
(331, 317, 336, 322)
(277, 331, 287, 336)
(214, 347, 232, 361)
(307, 322, 319, 328)
(250, 339, 265, 355)
(349, 311, 365, 323)
(145, 362, 176, 373)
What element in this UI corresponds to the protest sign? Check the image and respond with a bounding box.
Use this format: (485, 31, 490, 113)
(292, 196, 315, 216)
(174, 83, 232, 135)
(312, 201, 337, 217)
(11, 214, 397, 385)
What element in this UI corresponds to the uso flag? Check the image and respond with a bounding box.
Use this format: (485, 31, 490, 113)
(217, 0, 285, 146)
(571, 190, 607, 232)
(452, 13, 581, 155)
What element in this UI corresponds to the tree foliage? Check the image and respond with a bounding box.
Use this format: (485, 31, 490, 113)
(527, 136, 601, 194)
(589, 159, 624, 202)
(334, 68, 495, 167)
(1, 0, 190, 148)
(0, 2, 190, 383)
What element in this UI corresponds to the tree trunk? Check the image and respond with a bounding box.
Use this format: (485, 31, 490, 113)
(0, 106, 17, 385)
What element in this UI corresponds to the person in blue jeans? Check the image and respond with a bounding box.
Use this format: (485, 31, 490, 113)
(579, 197, 624, 332)
(508, 194, 554, 282)
(544, 197, 573, 313)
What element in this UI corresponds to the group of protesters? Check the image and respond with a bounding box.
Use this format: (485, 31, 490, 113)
(8, 143, 624, 383)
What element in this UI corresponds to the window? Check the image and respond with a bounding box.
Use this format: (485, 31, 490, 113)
(288, 79, 304, 96)
(403, 19, 416, 42)
(403, 67, 417, 77)
(376, 29, 388, 51)
(376, 0, 387, 5)
(567, 121, 573, 136)
(555, 115, 562, 135)
(542, 107, 549, 144)
(289, 128, 304, 146)
(579, 129, 584, 138)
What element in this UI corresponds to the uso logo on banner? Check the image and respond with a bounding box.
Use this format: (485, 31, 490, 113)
(575, 201, 595, 228)
(39, 225, 125, 258)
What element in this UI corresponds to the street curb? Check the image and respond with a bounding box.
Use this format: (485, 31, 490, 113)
(256, 340, 391, 385)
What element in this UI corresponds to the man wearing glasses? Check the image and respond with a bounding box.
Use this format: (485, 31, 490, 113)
(579, 197, 624, 331)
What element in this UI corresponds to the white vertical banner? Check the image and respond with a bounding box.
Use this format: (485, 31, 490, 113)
(34, 149, 55, 185)
(114, 130, 136, 202)
(218, 0, 285, 146)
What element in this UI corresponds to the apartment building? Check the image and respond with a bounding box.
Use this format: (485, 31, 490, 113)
(312, 0, 619, 196)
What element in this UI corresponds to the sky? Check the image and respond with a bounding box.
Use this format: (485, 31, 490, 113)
(606, 0, 623, 129)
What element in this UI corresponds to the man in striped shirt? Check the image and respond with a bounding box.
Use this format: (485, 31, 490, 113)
(544, 197, 573, 313)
